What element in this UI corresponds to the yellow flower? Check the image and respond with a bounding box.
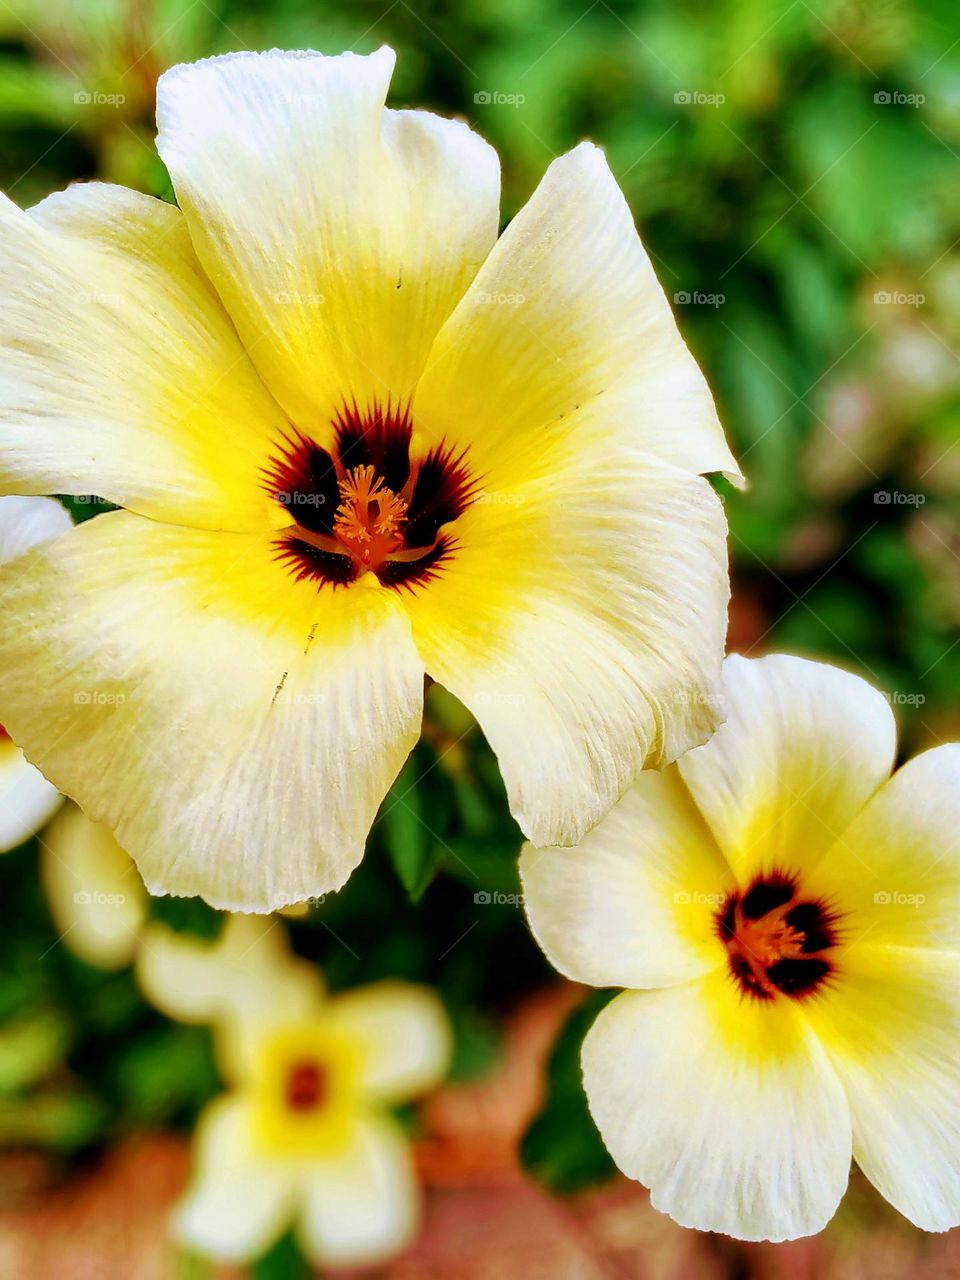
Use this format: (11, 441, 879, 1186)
(521, 653, 960, 1241)
(136, 915, 451, 1265)
(0, 496, 69, 851)
(0, 46, 739, 911)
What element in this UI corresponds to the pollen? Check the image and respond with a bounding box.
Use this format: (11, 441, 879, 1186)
(333, 465, 408, 564)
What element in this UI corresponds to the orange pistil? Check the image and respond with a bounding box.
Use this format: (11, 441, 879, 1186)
(332, 465, 408, 568)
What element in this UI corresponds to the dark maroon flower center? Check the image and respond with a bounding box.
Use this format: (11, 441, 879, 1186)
(284, 1059, 328, 1113)
(263, 399, 475, 591)
(715, 873, 839, 1001)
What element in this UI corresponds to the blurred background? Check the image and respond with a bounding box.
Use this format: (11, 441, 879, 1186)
(0, 0, 958, 1275)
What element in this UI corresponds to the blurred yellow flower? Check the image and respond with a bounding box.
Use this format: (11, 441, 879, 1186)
(0, 496, 69, 851)
(137, 915, 451, 1265)
(41, 801, 147, 969)
(0, 45, 739, 912)
(521, 653, 960, 1241)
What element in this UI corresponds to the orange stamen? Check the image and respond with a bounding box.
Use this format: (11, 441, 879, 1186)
(333, 465, 408, 568)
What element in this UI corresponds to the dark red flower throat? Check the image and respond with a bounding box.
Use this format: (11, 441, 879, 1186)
(264, 400, 474, 591)
(716, 873, 839, 1001)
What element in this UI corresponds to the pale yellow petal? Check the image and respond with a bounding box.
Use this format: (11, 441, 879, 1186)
(414, 141, 741, 487)
(583, 974, 851, 1241)
(324, 982, 452, 1104)
(521, 767, 732, 988)
(41, 803, 147, 970)
(806, 745, 960, 952)
(175, 1093, 297, 1262)
(156, 48, 499, 427)
(403, 451, 729, 846)
(808, 945, 960, 1231)
(1, 183, 289, 530)
(296, 1113, 418, 1268)
(678, 653, 896, 883)
(0, 511, 424, 911)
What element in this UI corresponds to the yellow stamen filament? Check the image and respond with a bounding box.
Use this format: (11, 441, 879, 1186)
(333, 465, 408, 567)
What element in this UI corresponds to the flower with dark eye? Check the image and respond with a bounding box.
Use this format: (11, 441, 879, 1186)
(0, 46, 739, 911)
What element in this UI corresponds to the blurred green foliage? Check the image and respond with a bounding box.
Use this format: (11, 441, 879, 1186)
(0, 0, 957, 1258)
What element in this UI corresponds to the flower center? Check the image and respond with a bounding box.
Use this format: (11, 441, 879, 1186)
(332, 465, 408, 568)
(284, 1059, 328, 1113)
(716, 874, 838, 1000)
(264, 399, 475, 591)
(0, 723, 9, 743)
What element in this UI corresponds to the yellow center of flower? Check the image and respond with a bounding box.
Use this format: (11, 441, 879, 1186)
(716, 874, 838, 1001)
(252, 1023, 363, 1156)
(332, 464, 409, 569)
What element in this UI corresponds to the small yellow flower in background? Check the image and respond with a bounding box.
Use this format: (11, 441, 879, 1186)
(0, 45, 740, 911)
(136, 916, 451, 1265)
(0, 496, 70, 851)
(41, 801, 147, 970)
(521, 653, 960, 1241)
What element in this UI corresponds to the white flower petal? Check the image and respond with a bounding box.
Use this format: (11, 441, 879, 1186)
(296, 1113, 418, 1267)
(41, 803, 147, 970)
(324, 982, 452, 1104)
(175, 1094, 297, 1263)
(583, 976, 852, 1241)
(0, 184, 289, 530)
(678, 654, 897, 883)
(520, 767, 732, 988)
(404, 450, 729, 846)
(156, 48, 499, 426)
(0, 494, 72, 562)
(414, 141, 741, 487)
(0, 511, 424, 911)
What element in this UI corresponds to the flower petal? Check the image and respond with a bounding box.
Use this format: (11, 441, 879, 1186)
(413, 141, 741, 487)
(0, 740, 61, 852)
(809, 944, 960, 1231)
(41, 803, 147, 970)
(806, 745, 960, 952)
(404, 450, 729, 846)
(583, 974, 852, 1241)
(0, 494, 72, 562)
(520, 767, 732, 988)
(0, 495, 69, 850)
(175, 1094, 297, 1263)
(0, 183, 289, 530)
(678, 654, 896, 883)
(324, 982, 452, 1104)
(156, 48, 499, 427)
(296, 1113, 418, 1267)
(0, 511, 424, 910)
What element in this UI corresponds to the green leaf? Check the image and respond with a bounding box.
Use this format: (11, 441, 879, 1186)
(149, 895, 224, 940)
(251, 1230, 311, 1280)
(520, 990, 617, 1194)
(380, 757, 441, 902)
